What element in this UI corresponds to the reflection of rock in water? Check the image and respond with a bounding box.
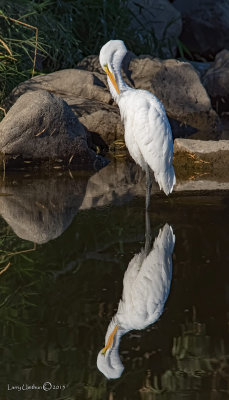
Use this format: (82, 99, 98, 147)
(81, 159, 160, 209)
(0, 173, 89, 244)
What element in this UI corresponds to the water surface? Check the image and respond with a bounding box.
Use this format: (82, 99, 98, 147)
(0, 163, 228, 400)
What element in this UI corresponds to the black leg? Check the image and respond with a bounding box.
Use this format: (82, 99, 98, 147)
(145, 210, 152, 256)
(145, 165, 152, 210)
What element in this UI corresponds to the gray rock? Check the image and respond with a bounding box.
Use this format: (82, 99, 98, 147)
(175, 180, 229, 191)
(62, 96, 124, 145)
(174, 138, 229, 154)
(5, 68, 124, 145)
(173, 138, 229, 182)
(5, 68, 121, 146)
(5, 55, 220, 147)
(78, 55, 219, 135)
(203, 50, 229, 114)
(129, 57, 219, 131)
(188, 61, 212, 79)
(0, 90, 103, 167)
(0, 173, 88, 244)
(77, 56, 104, 74)
(6, 68, 111, 109)
(80, 153, 229, 210)
(127, 0, 182, 58)
(173, 0, 229, 57)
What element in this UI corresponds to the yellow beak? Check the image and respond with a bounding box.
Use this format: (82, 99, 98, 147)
(101, 324, 118, 355)
(104, 66, 120, 95)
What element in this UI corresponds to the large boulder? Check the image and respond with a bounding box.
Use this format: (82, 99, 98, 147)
(127, 0, 182, 58)
(173, 0, 229, 58)
(203, 50, 229, 114)
(5, 55, 220, 148)
(6, 68, 111, 108)
(129, 56, 219, 131)
(77, 54, 220, 134)
(0, 90, 105, 168)
(5, 68, 124, 145)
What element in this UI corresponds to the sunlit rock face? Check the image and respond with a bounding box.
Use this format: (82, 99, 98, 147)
(0, 89, 107, 169)
(77, 54, 220, 135)
(5, 54, 220, 148)
(79, 55, 219, 137)
(4, 68, 124, 147)
(129, 57, 219, 132)
(5, 68, 111, 108)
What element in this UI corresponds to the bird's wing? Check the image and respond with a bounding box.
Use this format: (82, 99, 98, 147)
(131, 224, 175, 323)
(123, 90, 175, 194)
(121, 250, 145, 305)
(132, 90, 173, 172)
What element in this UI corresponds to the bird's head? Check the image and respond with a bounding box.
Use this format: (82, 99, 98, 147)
(97, 321, 124, 379)
(99, 40, 127, 95)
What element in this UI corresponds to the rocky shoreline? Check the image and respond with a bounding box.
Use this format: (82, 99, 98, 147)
(1, 29, 229, 177)
(1, 0, 229, 177)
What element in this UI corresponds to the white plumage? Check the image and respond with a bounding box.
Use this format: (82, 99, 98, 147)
(97, 223, 175, 379)
(99, 40, 176, 208)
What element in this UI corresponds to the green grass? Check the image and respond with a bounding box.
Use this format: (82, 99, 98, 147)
(0, 0, 185, 110)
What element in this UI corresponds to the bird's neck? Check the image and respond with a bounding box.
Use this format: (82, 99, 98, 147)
(107, 69, 130, 103)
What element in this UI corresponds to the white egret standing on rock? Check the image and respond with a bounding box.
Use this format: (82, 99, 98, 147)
(99, 40, 176, 208)
(97, 220, 175, 379)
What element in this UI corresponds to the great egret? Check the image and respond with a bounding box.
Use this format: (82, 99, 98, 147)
(99, 40, 176, 208)
(97, 220, 175, 379)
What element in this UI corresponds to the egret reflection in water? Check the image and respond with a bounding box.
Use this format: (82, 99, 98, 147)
(97, 216, 175, 379)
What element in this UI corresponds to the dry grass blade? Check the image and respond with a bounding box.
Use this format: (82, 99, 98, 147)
(68, 154, 74, 165)
(35, 201, 46, 209)
(109, 139, 126, 151)
(0, 38, 12, 56)
(109, 138, 127, 158)
(68, 169, 74, 179)
(0, 262, 11, 276)
(194, 159, 210, 164)
(7, 243, 36, 257)
(112, 139, 126, 149)
(35, 127, 46, 137)
(0, 15, 38, 76)
(0, 107, 6, 116)
(49, 128, 56, 136)
(113, 153, 127, 158)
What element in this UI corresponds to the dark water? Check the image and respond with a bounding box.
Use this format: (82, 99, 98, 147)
(0, 166, 228, 400)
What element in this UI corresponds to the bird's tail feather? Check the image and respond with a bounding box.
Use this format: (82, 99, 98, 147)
(155, 165, 176, 196)
(157, 224, 175, 254)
